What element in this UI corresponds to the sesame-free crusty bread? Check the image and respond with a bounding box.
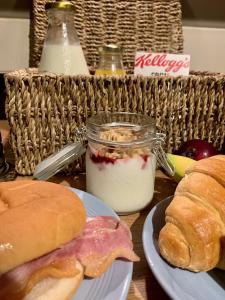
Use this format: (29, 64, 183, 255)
(158, 155, 225, 272)
(0, 180, 86, 275)
(24, 261, 84, 300)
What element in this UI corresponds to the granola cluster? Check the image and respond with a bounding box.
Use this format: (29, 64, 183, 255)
(100, 128, 137, 142)
(91, 128, 150, 159)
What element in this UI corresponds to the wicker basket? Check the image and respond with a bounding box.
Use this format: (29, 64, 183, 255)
(30, 0, 183, 71)
(5, 0, 224, 175)
(5, 69, 225, 175)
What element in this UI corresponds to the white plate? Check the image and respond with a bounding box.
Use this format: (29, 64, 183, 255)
(70, 188, 133, 300)
(142, 197, 225, 300)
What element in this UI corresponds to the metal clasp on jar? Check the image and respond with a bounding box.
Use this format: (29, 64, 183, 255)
(151, 133, 175, 177)
(74, 125, 87, 145)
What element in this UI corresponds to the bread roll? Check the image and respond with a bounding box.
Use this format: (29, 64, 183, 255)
(0, 180, 86, 275)
(158, 155, 225, 272)
(24, 261, 84, 300)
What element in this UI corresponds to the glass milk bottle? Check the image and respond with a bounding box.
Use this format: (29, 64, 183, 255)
(39, 0, 89, 75)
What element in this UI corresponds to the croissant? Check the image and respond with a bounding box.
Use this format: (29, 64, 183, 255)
(158, 155, 225, 272)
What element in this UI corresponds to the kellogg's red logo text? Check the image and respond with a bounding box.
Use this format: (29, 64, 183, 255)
(134, 52, 190, 76)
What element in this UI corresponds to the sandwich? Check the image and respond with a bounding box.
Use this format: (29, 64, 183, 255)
(0, 180, 139, 300)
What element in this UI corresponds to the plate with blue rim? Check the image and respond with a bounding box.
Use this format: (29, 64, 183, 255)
(70, 188, 133, 300)
(142, 196, 225, 300)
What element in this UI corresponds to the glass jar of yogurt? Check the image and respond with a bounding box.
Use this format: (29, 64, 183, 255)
(86, 112, 170, 214)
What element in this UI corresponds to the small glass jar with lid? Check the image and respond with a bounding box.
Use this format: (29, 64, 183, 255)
(95, 44, 126, 76)
(32, 112, 173, 214)
(85, 112, 172, 214)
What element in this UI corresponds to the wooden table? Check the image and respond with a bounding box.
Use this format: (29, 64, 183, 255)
(15, 170, 177, 300)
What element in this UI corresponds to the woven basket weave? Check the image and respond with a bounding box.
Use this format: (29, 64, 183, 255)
(30, 0, 183, 71)
(5, 69, 225, 175)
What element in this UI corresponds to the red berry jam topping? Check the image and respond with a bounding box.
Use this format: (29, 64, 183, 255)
(90, 153, 116, 164)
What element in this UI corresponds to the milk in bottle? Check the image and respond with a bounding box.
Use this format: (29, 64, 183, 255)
(39, 0, 89, 76)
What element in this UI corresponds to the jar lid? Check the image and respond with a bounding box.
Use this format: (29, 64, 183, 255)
(33, 142, 86, 181)
(45, 0, 75, 11)
(99, 44, 123, 54)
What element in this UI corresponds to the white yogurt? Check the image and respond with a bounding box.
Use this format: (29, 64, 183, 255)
(86, 148, 156, 214)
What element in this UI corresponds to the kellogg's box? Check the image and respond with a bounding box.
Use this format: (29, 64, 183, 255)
(134, 52, 190, 76)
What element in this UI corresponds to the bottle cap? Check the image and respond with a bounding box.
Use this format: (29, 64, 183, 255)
(99, 44, 123, 54)
(45, 0, 75, 11)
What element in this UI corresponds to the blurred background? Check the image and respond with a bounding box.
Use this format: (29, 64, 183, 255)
(0, 0, 225, 117)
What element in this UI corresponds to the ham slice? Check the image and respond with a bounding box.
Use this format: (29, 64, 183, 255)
(0, 216, 139, 300)
(64, 216, 140, 277)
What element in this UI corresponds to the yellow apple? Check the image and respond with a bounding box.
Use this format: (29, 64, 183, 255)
(167, 153, 196, 182)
